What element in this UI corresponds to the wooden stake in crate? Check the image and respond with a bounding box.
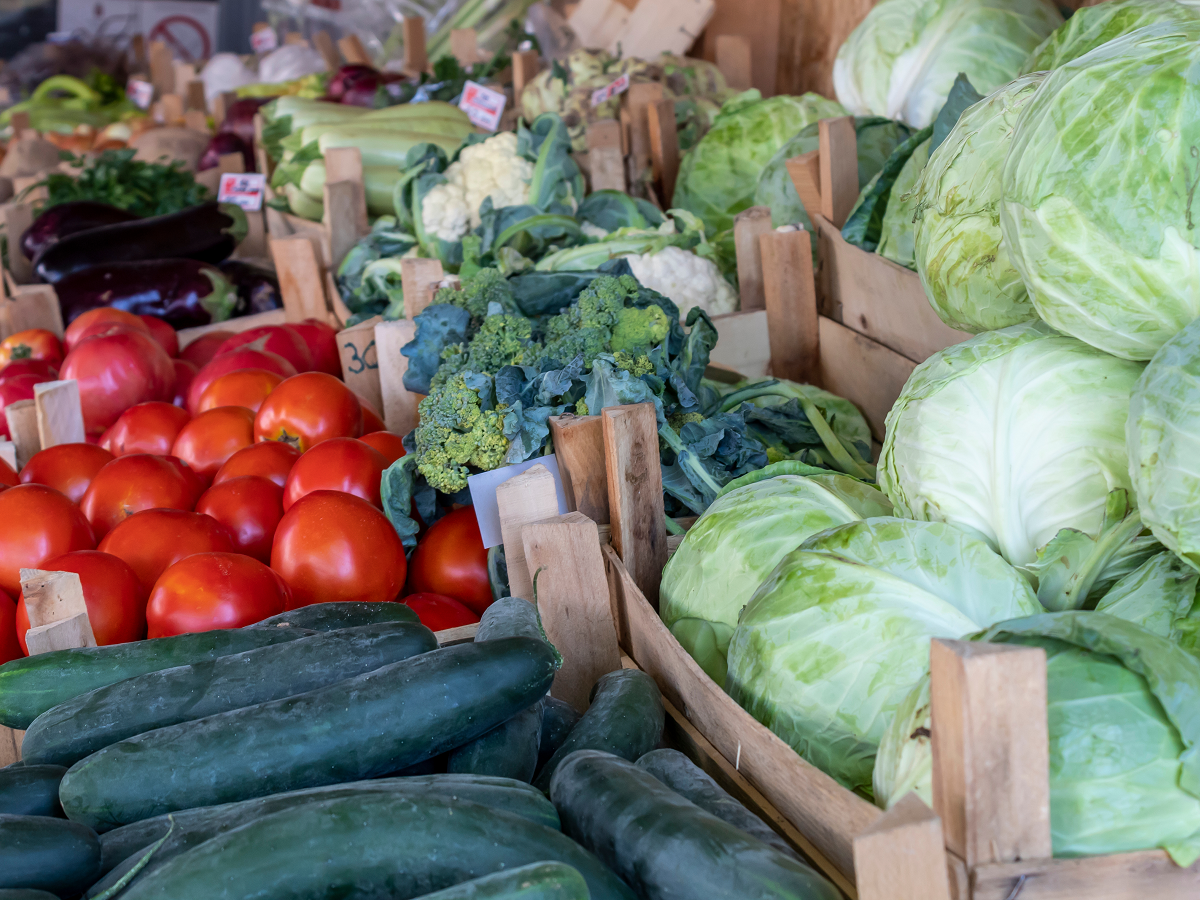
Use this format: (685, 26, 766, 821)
(548, 414, 608, 523)
(587, 120, 626, 193)
(818, 117, 859, 229)
(20, 567, 96, 655)
(715, 34, 753, 92)
(495, 463, 561, 602)
(184, 80, 207, 113)
(373, 257, 443, 435)
(624, 83, 663, 182)
(760, 228, 818, 384)
(34, 380, 85, 449)
(733, 206, 773, 312)
(403, 17, 429, 77)
(3, 202, 35, 284)
(322, 147, 369, 272)
(337, 315, 384, 415)
(0, 285, 64, 339)
(450, 28, 481, 66)
(212, 91, 239, 126)
(513, 49, 541, 99)
(339, 34, 372, 66)
(271, 236, 330, 322)
(853, 794, 953, 900)
(646, 99, 679, 205)
(149, 40, 174, 97)
(312, 30, 342, 72)
(0, 441, 16, 471)
(5, 399, 39, 468)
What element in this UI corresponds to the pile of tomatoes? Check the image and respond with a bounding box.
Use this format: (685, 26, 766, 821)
(0, 311, 491, 665)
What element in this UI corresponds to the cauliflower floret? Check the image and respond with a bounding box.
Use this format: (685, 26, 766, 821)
(443, 132, 535, 230)
(626, 247, 739, 319)
(421, 181, 471, 242)
(580, 220, 609, 240)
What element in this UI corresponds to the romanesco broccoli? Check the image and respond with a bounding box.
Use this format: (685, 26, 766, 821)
(534, 274, 671, 367)
(413, 373, 509, 494)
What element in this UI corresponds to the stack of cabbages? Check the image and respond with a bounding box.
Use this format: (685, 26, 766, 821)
(661, 0, 1200, 868)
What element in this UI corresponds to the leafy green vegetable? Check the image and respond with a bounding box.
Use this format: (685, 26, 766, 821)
(1020, 0, 1198, 74)
(334, 216, 418, 323)
(874, 138, 929, 268)
(1096, 553, 1200, 655)
(841, 127, 931, 252)
(927, 73, 985, 156)
(34, 149, 208, 218)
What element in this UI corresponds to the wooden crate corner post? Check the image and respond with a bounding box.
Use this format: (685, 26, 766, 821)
(587, 119, 626, 194)
(373, 257, 444, 435)
(818, 116, 858, 229)
(512, 49, 541, 99)
(3, 203, 36, 284)
(646, 98, 679, 205)
(20, 567, 96, 655)
(732, 205, 773, 312)
(338, 315, 384, 417)
(270, 234, 330, 323)
(33, 379, 85, 449)
(5, 399, 39, 468)
(322, 146, 369, 273)
(403, 16, 429, 77)
(760, 227, 818, 384)
(853, 793, 953, 900)
(547, 414, 608, 524)
(495, 463, 561, 602)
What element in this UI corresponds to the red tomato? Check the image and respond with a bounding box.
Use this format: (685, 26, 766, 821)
(0, 373, 54, 438)
(20, 443, 115, 504)
(0, 457, 17, 488)
(0, 589, 22, 663)
(196, 476, 283, 563)
(81, 454, 201, 539)
(64, 308, 150, 351)
(0, 329, 63, 367)
(171, 406, 255, 479)
(271, 491, 405, 608)
(282, 438, 385, 511)
(288, 319, 340, 376)
(100, 401, 191, 457)
(179, 331, 234, 368)
(187, 348, 297, 414)
(171, 358, 197, 408)
(0, 484, 95, 595)
(255, 373, 362, 452)
(216, 326, 313, 373)
(404, 592, 479, 632)
(61, 329, 175, 433)
(0, 359, 59, 380)
(197, 368, 283, 414)
(213, 441, 300, 488)
(139, 315, 179, 357)
(162, 455, 208, 500)
(360, 431, 406, 466)
(360, 401, 385, 434)
(147, 552, 289, 637)
(98, 508, 234, 591)
(13, 550, 145, 652)
(406, 507, 491, 615)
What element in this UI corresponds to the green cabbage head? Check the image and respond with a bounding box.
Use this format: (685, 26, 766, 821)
(1096, 552, 1200, 654)
(832, 0, 1062, 128)
(672, 92, 845, 237)
(1002, 23, 1200, 361)
(879, 322, 1144, 568)
(660, 472, 892, 686)
(726, 517, 1041, 796)
(913, 74, 1043, 332)
(1020, 0, 1198, 73)
(1127, 317, 1200, 569)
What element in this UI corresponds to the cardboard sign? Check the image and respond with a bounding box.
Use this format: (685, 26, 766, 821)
(458, 80, 507, 132)
(250, 27, 279, 53)
(218, 172, 267, 211)
(590, 73, 629, 107)
(468, 455, 568, 549)
(126, 79, 154, 110)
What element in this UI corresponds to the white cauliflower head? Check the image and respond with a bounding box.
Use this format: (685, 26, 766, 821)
(443, 132, 535, 230)
(626, 247, 739, 320)
(421, 181, 472, 243)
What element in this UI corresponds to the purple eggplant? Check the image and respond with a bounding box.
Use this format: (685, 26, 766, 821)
(21, 201, 141, 262)
(57, 258, 238, 330)
(35, 201, 247, 284)
(218, 97, 269, 150)
(199, 132, 254, 174)
(217, 260, 283, 317)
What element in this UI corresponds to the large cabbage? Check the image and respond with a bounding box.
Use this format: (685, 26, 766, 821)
(832, 0, 1062, 128)
(875, 612, 1200, 865)
(1002, 23, 1200, 361)
(726, 517, 1041, 795)
(913, 74, 1043, 332)
(660, 473, 892, 686)
(1096, 552, 1200, 654)
(1020, 0, 1198, 73)
(879, 322, 1144, 568)
(672, 92, 846, 238)
(1127, 317, 1200, 568)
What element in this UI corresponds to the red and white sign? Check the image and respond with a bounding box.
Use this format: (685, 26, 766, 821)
(218, 173, 267, 211)
(58, 1, 218, 63)
(250, 27, 279, 54)
(126, 78, 154, 110)
(459, 81, 507, 132)
(590, 73, 630, 107)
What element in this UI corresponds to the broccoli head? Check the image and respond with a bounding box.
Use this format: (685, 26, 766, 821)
(412, 372, 509, 494)
(432, 313, 534, 392)
(434, 266, 514, 325)
(535, 274, 671, 368)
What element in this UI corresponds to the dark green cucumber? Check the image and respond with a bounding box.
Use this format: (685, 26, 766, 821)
(636, 749, 802, 861)
(538, 698, 581, 769)
(0, 814, 101, 896)
(551, 751, 842, 900)
(448, 599, 555, 782)
(23, 623, 437, 767)
(532, 669, 663, 792)
(0, 627, 312, 729)
(0, 766, 66, 817)
(0, 890, 60, 900)
(415, 862, 589, 899)
(117, 795, 635, 900)
(254, 601, 418, 631)
(91, 775, 560, 893)
(61, 637, 559, 831)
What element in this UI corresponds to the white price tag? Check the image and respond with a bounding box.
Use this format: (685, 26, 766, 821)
(468, 456, 568, 549)
(126, 79, 154, 110)
(458, 80, 507, 132)
(218, 173, 267, 211)
(250, 27, 279, 53)
(590, 73, 630, 107)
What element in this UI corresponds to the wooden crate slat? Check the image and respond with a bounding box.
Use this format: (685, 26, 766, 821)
(971, 850, 1200, 900)
(816, 316, 915, 443)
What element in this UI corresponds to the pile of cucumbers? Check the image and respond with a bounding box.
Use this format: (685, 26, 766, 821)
(0, 599, 841, 900)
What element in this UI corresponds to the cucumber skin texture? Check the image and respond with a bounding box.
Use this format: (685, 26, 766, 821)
(533, 669, 664, 792)
(551, 751, 842, 900)
(0, 627, 311, 729)
(60, 637, 559, 831)
(636, 749, 803, 861)
(0, 766, 66, 817)
(475, 597, 547, 644)
(90, 775, 561, 895)
(0, 891, 60, 900)
(447, 702, 544, 782)
(23, 623, 437, 767)
(414, 862, 589, 899)
(538, 698, 581, 769)
(253, 601, 418, 631)
(117, 795, 636, 900)
(0, 814, 101, 896)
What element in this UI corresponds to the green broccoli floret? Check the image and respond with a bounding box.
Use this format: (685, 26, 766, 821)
(611, 305, 669, 353)
(575, 398, 590, 416)
(432, 314, 534, 392)
(434, 266, 513, 325)
(535, 274, 671, 368)
(412, 372, 509, 494)
(612, 350, 655, 376)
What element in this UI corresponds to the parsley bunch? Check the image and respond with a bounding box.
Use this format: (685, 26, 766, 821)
(37, 149, 208, 218)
